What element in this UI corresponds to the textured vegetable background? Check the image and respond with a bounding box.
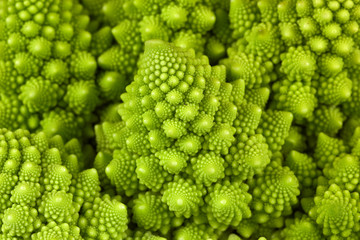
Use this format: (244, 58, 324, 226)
(0, 0, 360, 239)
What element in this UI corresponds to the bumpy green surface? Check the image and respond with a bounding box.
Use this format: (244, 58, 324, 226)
(0, 0, 360, 239)
(309, 184, 360, 238)
(0, 0, 103, 141)
(95, 39, 295, 238)
(0, 128, 127, 239)
(91, 0, 360, 238)
(83, 0, 231, 112)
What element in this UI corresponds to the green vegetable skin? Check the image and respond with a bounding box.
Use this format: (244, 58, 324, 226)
(0, 129, 127, 239)
(0, 0, 108, 141)
(0, 0, 360, 239)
